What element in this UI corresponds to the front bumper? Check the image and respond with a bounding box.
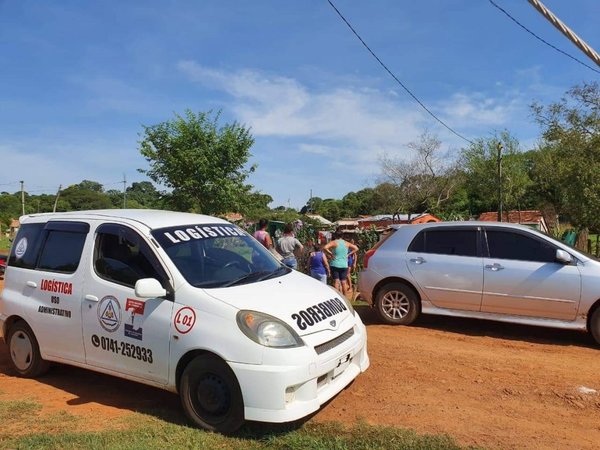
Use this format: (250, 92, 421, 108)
(229, 320, 369, 423)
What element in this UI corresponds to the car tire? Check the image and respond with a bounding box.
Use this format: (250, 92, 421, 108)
(590, 308, 600, 345)
(6, 321, 50, 378)
(180, 354, 245, 434)
(375, 282, 420, 325)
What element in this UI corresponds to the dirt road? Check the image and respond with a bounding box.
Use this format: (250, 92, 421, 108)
(1, 277, 600, 449)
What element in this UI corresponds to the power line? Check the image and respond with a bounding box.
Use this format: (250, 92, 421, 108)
(326, 0, 475, 145)
(488, 0, 600, 75)
(527, 0, 600, 68)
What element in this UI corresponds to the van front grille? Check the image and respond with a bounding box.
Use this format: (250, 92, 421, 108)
(314, 327, 354, 355)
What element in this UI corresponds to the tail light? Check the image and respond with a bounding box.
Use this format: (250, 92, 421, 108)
(363, 248, 376, 269)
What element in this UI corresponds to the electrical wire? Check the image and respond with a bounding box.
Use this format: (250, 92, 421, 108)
(326, 0, 475, 145)
(488, 0, 600, 75)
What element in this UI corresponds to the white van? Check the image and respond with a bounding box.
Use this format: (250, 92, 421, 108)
(0, 210, 369, 433)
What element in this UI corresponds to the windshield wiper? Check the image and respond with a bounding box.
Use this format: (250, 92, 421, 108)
(259, 266, 290, 281)
(221, 271, 272, 288)
(220, 266, 290, 287)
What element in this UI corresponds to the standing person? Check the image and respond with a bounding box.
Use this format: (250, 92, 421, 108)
(346, 238, 358, 295)
(308, 244, 330, 283)
(324, 231, 358, 295)
(277, 223, 304, 269)
(253, 218, 273, 250)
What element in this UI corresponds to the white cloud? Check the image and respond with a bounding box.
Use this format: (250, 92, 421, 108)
(298, 144, 333, 155)
(176, 62, 546, 207)
(437, 92, 516, 126)
(178, 61, 427, 162)
(0, 137, 149, 194)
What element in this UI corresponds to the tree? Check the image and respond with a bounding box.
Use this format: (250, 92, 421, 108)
(59, 182, 113, 211)
(239, 191, 273, 219)
(531, 82, 600, 231)
(319, 199, 343, 222)
(460, 130, 532, 217)
(126, 181, 161, 208)
(379, 130, 462, 214)
(139, 110, 256, 215)
(77, 180, 104, 193)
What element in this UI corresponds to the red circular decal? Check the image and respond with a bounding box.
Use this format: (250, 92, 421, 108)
(174, 307, 196, 334)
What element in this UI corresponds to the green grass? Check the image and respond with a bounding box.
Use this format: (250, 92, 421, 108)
(0, 400, 476, 450)
(0, 399, 42, 422)
(0, 400, 80, 441)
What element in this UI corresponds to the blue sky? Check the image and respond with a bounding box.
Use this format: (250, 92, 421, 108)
(1, 0, 598, 209)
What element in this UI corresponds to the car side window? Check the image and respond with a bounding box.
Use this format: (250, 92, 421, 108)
(485, 230, 556, 263)
(409, 229, 478, 257)
(9, 222, 89, 273)
(407, 231, 424, 252)
(8, 223, 46, 269)
(94, 224, 168, 289)
(37, 230, 87, 273)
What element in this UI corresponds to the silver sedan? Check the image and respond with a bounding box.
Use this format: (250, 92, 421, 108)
(358, 222, 600, 344)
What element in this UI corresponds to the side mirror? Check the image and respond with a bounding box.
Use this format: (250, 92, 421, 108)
(135, 278, 167, 298)
(555, 249, 573, 265)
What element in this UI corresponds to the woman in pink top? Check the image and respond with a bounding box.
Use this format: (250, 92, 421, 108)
(253, 218, 273, 249)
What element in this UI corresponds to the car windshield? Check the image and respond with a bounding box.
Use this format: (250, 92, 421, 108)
(151, 223, 286, 288)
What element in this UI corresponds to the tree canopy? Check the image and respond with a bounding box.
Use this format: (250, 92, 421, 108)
(530, 82, 600, 230)
(139, 109, 256, 215)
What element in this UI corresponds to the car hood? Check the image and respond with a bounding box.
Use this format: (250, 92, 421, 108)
(203, 270, 354, 336)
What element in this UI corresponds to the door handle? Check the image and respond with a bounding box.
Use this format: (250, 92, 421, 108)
(26, 281, 37, 288)
(85, 294, 99, 303)
(485, 263, 504, 271)
(410, 257, 426, 265)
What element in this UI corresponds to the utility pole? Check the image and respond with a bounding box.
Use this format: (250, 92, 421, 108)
(53, 185, 62, 213)
(497, 143, 503, 222)
(122, 174, 127, 209)
(20, 180, 25, 216)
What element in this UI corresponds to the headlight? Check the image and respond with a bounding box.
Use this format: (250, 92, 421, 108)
(236, 310, 304, 348)
(328, 286, 355, 316)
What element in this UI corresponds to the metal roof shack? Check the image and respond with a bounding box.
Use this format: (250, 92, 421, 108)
(305, 214, 334, 227)
(358, 213, 441, 231)
(477, 210, 549, 233)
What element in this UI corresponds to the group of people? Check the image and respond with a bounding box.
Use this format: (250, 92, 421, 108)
(253, 219, 359, 296)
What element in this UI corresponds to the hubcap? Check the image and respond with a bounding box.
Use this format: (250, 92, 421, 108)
(195, 373, 230, 419)
(381, 291, 410, 320)
(10, 331, 33, 371)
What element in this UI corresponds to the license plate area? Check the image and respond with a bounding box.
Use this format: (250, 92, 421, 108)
(333, 353, 351, 378)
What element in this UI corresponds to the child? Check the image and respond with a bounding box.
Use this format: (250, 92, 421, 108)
(309, 244, 330, 283)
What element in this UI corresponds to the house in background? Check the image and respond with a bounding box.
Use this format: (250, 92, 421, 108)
(9, 219, 20, 238)
(335, 218, 360, 233)
(478, 210, 549, 233)
(222, 212, 244, 223)
(305, 214, 333, 227)
(357, 213, 441, 231)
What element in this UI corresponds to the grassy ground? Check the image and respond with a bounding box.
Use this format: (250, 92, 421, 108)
(0, 399, 474, 450)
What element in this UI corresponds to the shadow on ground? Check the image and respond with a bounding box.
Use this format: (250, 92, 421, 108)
(354, 304, 596, 349)
(0, 339, 319, 438)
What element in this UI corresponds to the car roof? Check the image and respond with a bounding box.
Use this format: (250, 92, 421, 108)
(415, 221, 533, 229)
(20, 209, 230, 230)
(390, 221, 538, 233)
